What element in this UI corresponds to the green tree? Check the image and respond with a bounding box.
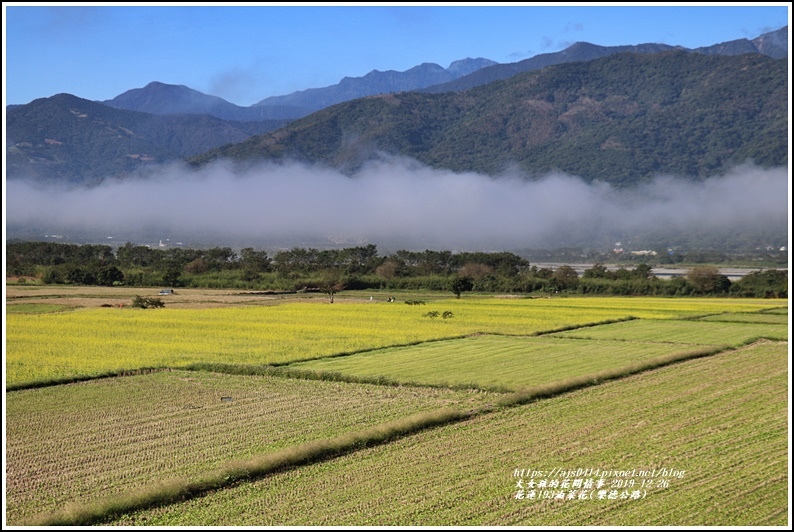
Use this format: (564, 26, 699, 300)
(67, 267, 97, 285)
(686, 266, 723, 294)
(317, 271, 346, 303)
(116, 242, 160, 268)
(449, 276, 474, 298)
(240, 248, 271, 275)
(583, 263, 609, 279)
(162, 267, 182, 288)
(632, 263, 655, 280)
(553, 265, 579, 291)
(731, 269, 787, 298)
(132, 295, 165, 309)
(96, 266, 124, 286)
(184, 258, 210, 275)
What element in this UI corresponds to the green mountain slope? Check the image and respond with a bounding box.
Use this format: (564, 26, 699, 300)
(191, 51, 787, 187)
(6, 94, 289, 185)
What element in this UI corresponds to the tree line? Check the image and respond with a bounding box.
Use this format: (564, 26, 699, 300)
(5, 241, 787, 298)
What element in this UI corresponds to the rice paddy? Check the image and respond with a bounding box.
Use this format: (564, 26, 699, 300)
(5, 293, 783, 387)
(290, 334, 722, 391)
(4, 287, 789, 526)
(5, 371, 491, 524)
(102, 340, 788, 526)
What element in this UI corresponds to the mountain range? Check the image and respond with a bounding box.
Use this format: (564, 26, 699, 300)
(5, 25, 788, 187)
(190, 51, 787, 187)
(422, 25, 788, 93)
(250, 58, 497, 116)
(102, 58, 498, 121)
(5, 94, 291, 186)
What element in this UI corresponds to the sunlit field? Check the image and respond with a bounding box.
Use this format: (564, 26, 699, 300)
(291, 334, 722, 391)
(695, 311, 789, 324)
(4, 287, 789, 526)
(104, 340, 788, 526)
(5, 292, 784, 387)
(5, 371, 489, 524)
(546, 318, 788, 344)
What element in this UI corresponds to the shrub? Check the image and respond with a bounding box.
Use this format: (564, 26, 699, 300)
(131, 296, 165, 309)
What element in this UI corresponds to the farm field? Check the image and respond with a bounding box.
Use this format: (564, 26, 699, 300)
(290, 335, 722, 391)
(546, 318, 788, 344)
(5, 371, 491, 525)
(4, 287, 790, 526)
(4, 288, 785, 388)
(102, 340, 788, 526)
(695, 311, 789, 324)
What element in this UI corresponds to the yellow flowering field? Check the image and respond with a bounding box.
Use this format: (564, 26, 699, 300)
(5, 295, 785, 387)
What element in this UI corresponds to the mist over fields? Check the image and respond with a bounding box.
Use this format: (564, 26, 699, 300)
(5, 158, 789, 251)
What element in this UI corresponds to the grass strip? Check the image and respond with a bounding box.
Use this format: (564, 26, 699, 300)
(5, 367, 170, 392)
(182, 362, 513, 393)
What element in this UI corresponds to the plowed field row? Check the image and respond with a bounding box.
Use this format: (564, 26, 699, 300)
(106, 341, 787, 526)
(5, 372, 490, 524)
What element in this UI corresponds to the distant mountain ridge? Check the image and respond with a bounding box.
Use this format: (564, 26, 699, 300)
(693, 24, 787, 58)
(252, 58, 497, 113)
(103, 82, 310, 121)
(6, 93, 289, 185)
(421, 42, 678, 94)
(421, 25, 788, 94)
(97, 26, 786, 120)
(5, 25, 788, 186)
(103, 58, 497, 121)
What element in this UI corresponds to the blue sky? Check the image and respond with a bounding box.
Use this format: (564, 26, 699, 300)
(3, 3, 790, 107)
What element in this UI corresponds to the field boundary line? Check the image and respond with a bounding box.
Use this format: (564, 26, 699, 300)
(266, 334, 474, 366)
(530, 316, 639, 336)
(181, 362, 515, 393)
(5, 367, 172, 392)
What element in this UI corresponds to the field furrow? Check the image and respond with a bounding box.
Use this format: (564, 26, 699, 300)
(5, 372, 490, 524)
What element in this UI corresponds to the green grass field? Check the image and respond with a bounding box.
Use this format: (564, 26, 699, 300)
(546, 318, 788, 344)
(290, 335, 721, 391)
(695, 312, 789, 324)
